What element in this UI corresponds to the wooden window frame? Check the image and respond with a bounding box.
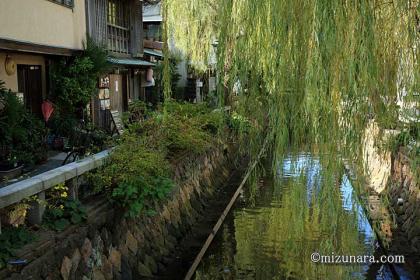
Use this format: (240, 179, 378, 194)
(107, 0, 131, 55)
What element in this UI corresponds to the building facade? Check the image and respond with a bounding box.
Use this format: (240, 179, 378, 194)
(0, 0, 86, 118)
(86, 0, 154, 131)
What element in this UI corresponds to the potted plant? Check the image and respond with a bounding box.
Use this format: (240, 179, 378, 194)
(0, 147, 23, 180)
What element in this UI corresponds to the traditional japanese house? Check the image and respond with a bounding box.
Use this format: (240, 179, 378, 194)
(0, 0, 86, 118)
(86, 0, 155, 132)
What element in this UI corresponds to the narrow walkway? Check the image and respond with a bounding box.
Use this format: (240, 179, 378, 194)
(0, 151, 67, 188)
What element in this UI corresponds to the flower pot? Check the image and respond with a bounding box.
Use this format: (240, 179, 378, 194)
(0, 164, 23, 181)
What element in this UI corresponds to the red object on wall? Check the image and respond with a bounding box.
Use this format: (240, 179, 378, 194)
(42, 100, 54, 122)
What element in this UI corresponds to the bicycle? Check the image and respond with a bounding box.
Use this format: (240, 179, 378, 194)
(61, 120, 106, 165)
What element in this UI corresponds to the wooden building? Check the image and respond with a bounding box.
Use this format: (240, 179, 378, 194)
(86, 0, 155, 132)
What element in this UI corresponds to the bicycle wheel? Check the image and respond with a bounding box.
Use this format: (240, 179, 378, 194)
(62, 151, 80, 165)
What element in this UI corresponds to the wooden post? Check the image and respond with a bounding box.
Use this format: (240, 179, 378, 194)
(27, 191, 46, 225)
(130, 0, 143, 57)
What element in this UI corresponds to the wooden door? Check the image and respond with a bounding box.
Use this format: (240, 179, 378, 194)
(17, 65, 43, 117)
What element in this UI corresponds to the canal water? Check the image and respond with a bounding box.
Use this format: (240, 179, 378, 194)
(194, 153, 412, 280)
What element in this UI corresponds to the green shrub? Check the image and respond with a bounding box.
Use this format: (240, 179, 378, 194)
(111, 176, 173, 218)
(123, 100, 150, 125)
(0, 80, 47, 166)
(41, 184, 87, 231)
(0, 226, 34, 269)
(91, 101, 227, 217)
(49, 37, 108, 138)
(50, 38, 108, 113)
(228, 111, 251, 133)
(88, 131, 172, 216)
(43, 199, 87, 231)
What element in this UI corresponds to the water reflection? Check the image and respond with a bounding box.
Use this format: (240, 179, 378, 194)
(195, 153, 399, 280)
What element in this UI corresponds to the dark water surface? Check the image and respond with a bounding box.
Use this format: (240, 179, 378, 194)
(194, 154, 413, 280)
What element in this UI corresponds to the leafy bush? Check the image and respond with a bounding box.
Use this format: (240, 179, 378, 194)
(49, 37, 108, 139)
(42, 184, 87, 231)
(43, 199, 87, 231)
(123, 100, 150, 125)
(51, 38, 108, 113)
(91, 101, 227, 217)
(111, 176, 173, 218)
(47, 110, 78, 138)
(0, 226, 34, 269)
(0, 80, 47, 166)
(142, 101, 224, 154)
(51, 57, 97, 111)
(228, 112, 251, 133)
(89, 131, 172, 217)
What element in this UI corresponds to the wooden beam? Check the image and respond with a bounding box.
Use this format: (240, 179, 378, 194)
(130, 0, 144, 57)
(143, 39, 163, 50)
(0, 38, 81, 56)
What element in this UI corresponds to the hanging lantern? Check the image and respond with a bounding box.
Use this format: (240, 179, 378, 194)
(42, 100, 54, 122)
(5, 55, 16, 76)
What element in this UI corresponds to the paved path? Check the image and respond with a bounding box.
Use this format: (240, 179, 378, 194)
(0, 151, 67, 188)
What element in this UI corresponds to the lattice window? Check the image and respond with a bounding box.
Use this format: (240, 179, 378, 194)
(107, 0, 130, 54)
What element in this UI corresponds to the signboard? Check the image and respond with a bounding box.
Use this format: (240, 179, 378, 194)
(99, 76, 110, 89)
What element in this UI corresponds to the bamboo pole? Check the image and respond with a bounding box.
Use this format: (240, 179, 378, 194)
(184, 138, 269, 280)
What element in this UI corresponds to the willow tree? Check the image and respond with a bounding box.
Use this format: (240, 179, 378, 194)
(165, 0, 418, 170)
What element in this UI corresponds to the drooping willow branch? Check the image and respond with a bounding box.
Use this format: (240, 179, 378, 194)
(164, 0, 419, 181)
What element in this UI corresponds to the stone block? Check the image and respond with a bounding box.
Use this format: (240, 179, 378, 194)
(76, 159, 95, 176)
(60, 164, 78, 180)
(70, 248, 82, 278)
(81, 238, 93, 265)
(126, 231, 138, 254)
(61, 256, 72, 280)
(36, 170, 68, 190)
(102, 256, 113, 280)
(144, 254, 157, 274)
(138, 261, 152, 277)
(109, 248, 121, 272)
(93, 268, 106, 280)
(0, 178, 43, 209)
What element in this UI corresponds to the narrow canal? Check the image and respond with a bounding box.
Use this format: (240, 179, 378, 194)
(192, 153, 413, 280)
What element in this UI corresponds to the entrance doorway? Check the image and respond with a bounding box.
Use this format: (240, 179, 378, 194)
(17, 65, 43, 117)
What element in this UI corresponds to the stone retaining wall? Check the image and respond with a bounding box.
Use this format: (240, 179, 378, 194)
(2, 146, 237, 280)
(387, 150, 420, 255)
